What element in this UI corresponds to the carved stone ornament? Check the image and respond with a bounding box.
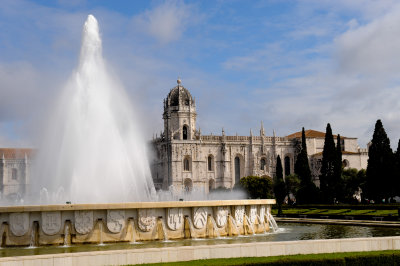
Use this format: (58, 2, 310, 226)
(193, 207, 207, 229)
(259, 205, 266, 224)
(107, 210, 126, 233)
(215, 206, 228, 227)
(9, 213, 29, 237)
(234, 206, 245, 225)
(167, 208, 183, 231)
(138, 209, 156, 232)
(248, 205, 257, 224)
(74, 210, 94, 235)
(42, 211, 62, 235)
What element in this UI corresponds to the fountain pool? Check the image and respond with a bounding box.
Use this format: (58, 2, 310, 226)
(0, 222, 399, 258)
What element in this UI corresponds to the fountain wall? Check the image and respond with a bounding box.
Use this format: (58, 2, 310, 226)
(0, 199, 275, 247)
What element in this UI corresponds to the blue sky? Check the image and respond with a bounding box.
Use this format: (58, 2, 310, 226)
(1, 0, 400, 148)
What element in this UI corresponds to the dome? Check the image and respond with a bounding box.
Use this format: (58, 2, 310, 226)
(166, 80, 194, 107)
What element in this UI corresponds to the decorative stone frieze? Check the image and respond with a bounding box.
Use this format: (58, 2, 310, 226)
(138, 209, 156, 232)
(107, 210, 126, 233)
(42, 211, 62, 235)
(9, 213, 29, 236)
(248, 205, 257, 224)
(193, 207, 207, 229)
(234, 206, 245, 225)
(259, 205, 266, 224)
(74, 210, 94, 235)
(167, 208, 183, 231)
(215, 206, 228, 227)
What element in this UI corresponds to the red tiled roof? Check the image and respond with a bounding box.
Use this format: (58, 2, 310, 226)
(311, 151, 359, 157)
(0, 148, 35, 159)
(286, 129, 344, 139)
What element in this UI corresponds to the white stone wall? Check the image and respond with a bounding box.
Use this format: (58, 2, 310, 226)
(0, 158, 30, 198)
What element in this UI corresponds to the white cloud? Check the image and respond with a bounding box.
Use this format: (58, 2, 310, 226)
(335, 3, 400, 77)
(132, 0, 194, 44)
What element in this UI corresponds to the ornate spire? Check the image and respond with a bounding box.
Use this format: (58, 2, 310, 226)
(260, 121, 265, 136)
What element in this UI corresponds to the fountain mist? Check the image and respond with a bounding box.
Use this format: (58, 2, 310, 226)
(31, 15, 155, 204)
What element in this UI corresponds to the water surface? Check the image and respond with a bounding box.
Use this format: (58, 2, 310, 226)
(1, 222, 399, 258)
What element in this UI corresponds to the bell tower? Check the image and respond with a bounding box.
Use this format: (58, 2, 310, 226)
(163, 79, 197, 140)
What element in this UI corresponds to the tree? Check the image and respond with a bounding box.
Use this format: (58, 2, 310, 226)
(333, 134, 343, 201)
(294, 128, 312, 185)
(342, 168, 366, 203)
(295, 127, 319, 204)
(394, 139, 400, 198)
(366, 119, 395, 202)
(274, 155, 286, 215)
(285, 174, 301, 204)
(320, 123, 336, 203)
(238, 176, 274, 199)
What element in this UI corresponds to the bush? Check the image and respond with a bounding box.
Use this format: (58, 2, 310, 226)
(237, 176, 274, 199)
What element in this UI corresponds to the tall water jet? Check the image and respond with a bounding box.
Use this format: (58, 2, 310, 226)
(31, 15, 155, 203)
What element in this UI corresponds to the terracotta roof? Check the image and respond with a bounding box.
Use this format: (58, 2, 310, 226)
(0, 148, 35, 159)
(311, 151, 359, 157)
(286, 129, 344, 139)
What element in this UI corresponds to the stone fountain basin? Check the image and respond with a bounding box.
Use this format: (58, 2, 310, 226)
(0, 199, 276, 247)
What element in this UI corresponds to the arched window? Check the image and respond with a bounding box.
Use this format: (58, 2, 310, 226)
(184, 178, 193, 192)
(208, 155, 213, 171)
(183, 125, 188, 140)
(342, 159, 349, 168)
(183, 158, 190, 171)
(260, 158, 266, 170)
(11, 168, 17, 180)
(284, 156, 291, 176)
(235, 156, 240, 184)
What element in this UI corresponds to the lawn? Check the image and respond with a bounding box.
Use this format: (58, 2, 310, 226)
(134, 250, 400, 266)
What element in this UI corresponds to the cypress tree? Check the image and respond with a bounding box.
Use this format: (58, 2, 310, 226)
(295, 127, 318, 203)
(294, 128, 312, 185)
(274, 155, 286, 215)
(320, 123, 336, 203)
(395, 139, 400, 198)
(366, 120, 394, 202)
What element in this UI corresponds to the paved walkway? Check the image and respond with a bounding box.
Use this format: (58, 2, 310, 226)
(275, 217, 400, 227)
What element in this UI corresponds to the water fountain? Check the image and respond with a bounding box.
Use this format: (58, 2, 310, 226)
(0, 15, 276, 247)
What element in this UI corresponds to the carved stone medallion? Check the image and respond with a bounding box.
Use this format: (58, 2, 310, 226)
(138, 209, 156, 232)
(259, 205, 266, 224)
(42, 211, 62, 235)
(9, 213, 29, 237)
(74, 210, 94, 235)
(193, 207, 207, 229)
(107, 210, 126, 233)
(234, 206, 245, 225)
(167, 208, 183, 231)
(248, 205, 257, 224)
(215, 206, 228, 227)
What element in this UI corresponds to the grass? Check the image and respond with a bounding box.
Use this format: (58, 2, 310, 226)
(132, 250, 400, 266)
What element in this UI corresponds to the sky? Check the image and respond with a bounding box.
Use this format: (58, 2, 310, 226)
(1, 0, 400, 149)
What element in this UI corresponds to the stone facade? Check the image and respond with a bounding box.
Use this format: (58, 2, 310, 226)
(151, 80, 368, 192)
(0, 148, 33, 200)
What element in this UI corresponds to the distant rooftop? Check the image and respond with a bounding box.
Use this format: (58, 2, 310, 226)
(286, 129, 349, 139)
(0, 148, 35, 159)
